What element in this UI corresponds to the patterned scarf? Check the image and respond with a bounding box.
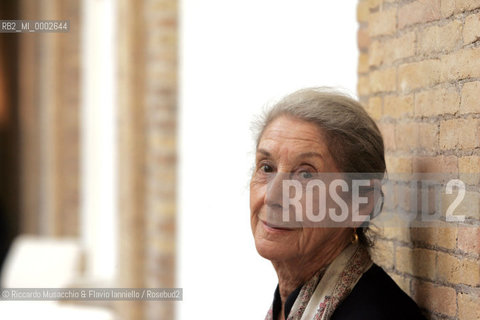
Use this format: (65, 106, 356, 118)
(265, 243, 372, 320)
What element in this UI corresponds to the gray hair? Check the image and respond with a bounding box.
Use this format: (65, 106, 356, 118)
(255, 87, 385, 176)
(254, 87, 386, 245)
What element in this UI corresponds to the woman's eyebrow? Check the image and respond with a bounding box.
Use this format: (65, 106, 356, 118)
(256, 148, 271, 157)
(295, 152, 323, 161)
(256, 150, 323, 160)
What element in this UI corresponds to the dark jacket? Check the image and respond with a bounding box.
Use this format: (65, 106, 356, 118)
(330, 264, 426, 320)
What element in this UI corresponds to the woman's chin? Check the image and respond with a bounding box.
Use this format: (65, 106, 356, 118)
(254, 238, 290, 261)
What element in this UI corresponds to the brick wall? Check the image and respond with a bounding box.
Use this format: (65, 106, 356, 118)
(357, 0, 480, 319)
(117, 0, 177, 319)
(18, 0, 81, 236)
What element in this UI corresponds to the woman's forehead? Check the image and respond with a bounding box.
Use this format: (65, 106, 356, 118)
(257, 117, 328, 152)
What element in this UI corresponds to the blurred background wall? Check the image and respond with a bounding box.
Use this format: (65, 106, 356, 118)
(17, 0, 81, 237)
(0, 0, 177, 319)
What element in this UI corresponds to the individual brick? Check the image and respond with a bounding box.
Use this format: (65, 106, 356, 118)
(459, 119, 480, 149)
(414, 87, 459, 116)
(398, 0, 441, 29)
(369, 67, 396, 93)
(441, 48, 480, 82)
(460, 81, 480, 114)
(417, 20, 462, 54)
(394, 122, 436, 151)
(395, 122, 417, 151)
(369, 8, 397, 37)
(412, 280, 457, 317)
(357, 0, 370, 23)
(439, 119, 480, 149)
(439, 119, 457, 149)
(411, 223, 457, 249)
(385, 156, 412, 173)
(457, 226, 480, 255)
(369, 32, 416, 67)
(458, 291, 480, 320)
(394, 246, 413, 274)
(454, 0, 480, 13)
(369, 40, 384, 67)
(441, 0, 456, 17)
(367, 96, 382, 120)
(358, 75, 370, 96)
(413, 156, 458, 174)
(410, 227, 437, 245)
(358, 52, 369, 74)
(437, 252, 480, 285)
(395, 247, 436, 279)
(436, 225, 458, 249)
(391, 31, 416, 62)
(417, 123, 438, 150)
(464, 13, 480, 44)
(378, 123, 396, 150)
(399, 59, 442, 92)
(358, 27, 371, 52)
(384, 94, 414, 118)
(369, 0, 383, 9)
(459, 156, 480, 185)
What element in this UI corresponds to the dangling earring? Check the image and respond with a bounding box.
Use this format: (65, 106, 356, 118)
(351, 228, 359, 244)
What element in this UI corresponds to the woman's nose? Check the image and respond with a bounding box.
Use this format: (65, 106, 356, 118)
(265, 172, 289, 208)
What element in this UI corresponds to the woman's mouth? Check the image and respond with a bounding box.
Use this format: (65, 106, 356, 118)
(261, 220, 294, 232)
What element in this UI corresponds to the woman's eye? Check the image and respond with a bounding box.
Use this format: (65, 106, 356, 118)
(261, 164, 274, 173)
(300, 171, 313, 179)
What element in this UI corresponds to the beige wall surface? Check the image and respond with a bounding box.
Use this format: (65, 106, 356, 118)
(357, 0, 480, 319)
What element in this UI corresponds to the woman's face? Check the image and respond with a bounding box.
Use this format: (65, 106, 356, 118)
(250, 116, 349, 262)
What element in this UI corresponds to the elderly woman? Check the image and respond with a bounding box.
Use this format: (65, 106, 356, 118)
(250, 88, 425, 320)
